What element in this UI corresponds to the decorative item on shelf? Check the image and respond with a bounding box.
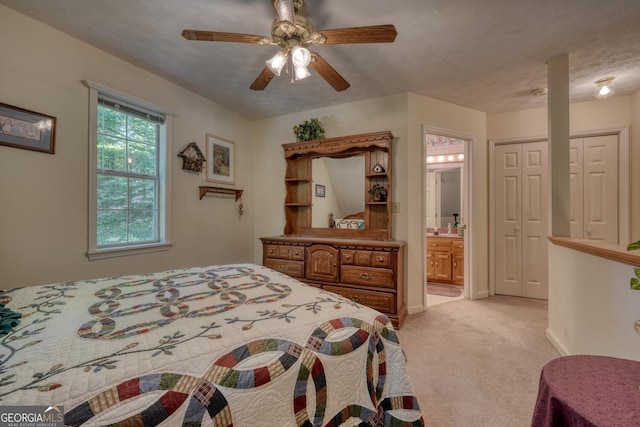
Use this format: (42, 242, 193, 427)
(293, 118, 325, 142)
(372, 163, 385, 173)
(368, 183, 388, 202)
(177, 142, 205, 172)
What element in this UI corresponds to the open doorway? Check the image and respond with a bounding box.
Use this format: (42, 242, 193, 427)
(424, 130, 470, 307)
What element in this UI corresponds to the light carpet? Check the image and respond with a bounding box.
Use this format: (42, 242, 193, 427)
(397, 295, 559, 427)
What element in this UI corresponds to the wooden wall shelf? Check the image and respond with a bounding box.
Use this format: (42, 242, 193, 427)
(199, 186, 243, 201)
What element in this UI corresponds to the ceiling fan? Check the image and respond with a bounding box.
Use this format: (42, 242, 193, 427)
(181, 0, 397, 91)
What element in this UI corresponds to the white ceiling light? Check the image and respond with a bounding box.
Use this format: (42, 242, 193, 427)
(266, 51, 288, 76)
(291, 46, 311, 81)
(595, 77, 616, 100)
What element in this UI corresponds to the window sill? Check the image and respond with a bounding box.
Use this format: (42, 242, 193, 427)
(87, 242, 173, 260)
(548, 237, 640, 267)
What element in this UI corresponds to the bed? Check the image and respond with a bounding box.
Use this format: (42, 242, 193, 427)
(0, 263, 423, 426)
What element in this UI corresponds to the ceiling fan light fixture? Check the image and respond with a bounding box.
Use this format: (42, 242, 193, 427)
(266, 51, 288, 76)
(294, 65, 311, 81)
(595, 77, 615, 100)
(291, 46, 311, 68)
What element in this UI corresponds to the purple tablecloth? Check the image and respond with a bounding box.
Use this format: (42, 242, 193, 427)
(531, 355, 640, 426)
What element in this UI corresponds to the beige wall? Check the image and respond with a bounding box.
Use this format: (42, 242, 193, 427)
(0, 6, 256, 288)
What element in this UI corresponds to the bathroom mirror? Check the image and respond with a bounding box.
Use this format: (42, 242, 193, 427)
(426, 165, 463, 229)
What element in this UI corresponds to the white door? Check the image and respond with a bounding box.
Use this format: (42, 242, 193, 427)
(494, 141, 548, 299)
(521, 142, 548, 299)
(426, 172, 436, 228)
(569, 135, 618, 243)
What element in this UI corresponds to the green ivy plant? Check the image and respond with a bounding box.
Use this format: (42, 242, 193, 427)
(628, 240, 640, 291)
(293, 118, 325, 142)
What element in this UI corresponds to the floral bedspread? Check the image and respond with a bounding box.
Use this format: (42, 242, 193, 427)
(0, 263, 423, 426)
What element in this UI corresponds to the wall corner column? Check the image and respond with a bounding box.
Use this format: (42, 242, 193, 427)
(548, 54, 571, 237)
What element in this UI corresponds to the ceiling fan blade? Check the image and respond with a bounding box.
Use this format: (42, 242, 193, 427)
(319, 24, 397, 45)
(310, 52, 350, 92)
(182, 29, 267, 44)
(250, 67, 277, 91)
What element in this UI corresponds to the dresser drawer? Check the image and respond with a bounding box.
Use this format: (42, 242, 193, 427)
(264, 244, 304, 260)
(341, 266, 394, 289)
(264, 258, 305, 278)
(341, 250, 391, 267)
(325, 285, 396, 314)
(427, 239, 452, 251)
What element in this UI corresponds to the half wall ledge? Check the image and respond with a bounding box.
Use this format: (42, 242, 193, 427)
(548, 237, 640, 267)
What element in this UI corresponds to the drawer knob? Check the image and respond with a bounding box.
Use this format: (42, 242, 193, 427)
(359, 273, 372, 280)
(431, 243, 437, 247)
(345, 255, 351, 260)
(268, 249, 274, 253)
(350, 295, 362, 303)
(279, 265, 288, 271)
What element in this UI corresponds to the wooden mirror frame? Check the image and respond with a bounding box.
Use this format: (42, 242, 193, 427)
(282, 130, 393, 240)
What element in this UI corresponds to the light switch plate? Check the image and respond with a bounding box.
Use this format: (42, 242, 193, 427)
(391, 201, 400, 213)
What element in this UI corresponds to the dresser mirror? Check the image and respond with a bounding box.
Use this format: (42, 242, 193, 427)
(310, 156, 365, 228)
(282, 131, 393, 240)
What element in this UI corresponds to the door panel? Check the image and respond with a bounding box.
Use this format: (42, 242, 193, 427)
(569, 140, 584, 238)
(494, 144, 522, 296)
(521, 141, 548, 299)
(494, 141, 548, 299)
(582, 135, 618, 242)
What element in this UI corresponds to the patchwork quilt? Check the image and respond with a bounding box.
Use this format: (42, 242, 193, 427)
(0, 263, 423, 426)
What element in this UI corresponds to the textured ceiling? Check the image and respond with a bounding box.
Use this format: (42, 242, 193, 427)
(2, 0, 640, 119)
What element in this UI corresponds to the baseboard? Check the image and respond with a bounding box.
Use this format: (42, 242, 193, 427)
(408, 304, 425, 315)
(545, 328, 570, 356)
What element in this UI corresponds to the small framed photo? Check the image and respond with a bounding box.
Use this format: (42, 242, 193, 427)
(206, 133, 235, 184)
(0, 102, 56, 154)
(315, 184, 326, 197)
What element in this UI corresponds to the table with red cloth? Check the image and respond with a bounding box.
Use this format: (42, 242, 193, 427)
(531, 355, 640, 426)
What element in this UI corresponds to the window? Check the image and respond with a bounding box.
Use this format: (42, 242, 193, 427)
(85, 81, 173, 260)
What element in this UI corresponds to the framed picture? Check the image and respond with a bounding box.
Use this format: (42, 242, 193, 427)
(315, 184, 325, 197)
(0, 102, 56, 154)
(205, 133, 235, 184)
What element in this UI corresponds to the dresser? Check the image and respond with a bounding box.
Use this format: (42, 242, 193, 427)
(261, 236, 407, 328)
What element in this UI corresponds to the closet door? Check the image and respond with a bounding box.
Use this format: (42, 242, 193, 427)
(521, 141, 548, 299)
(494, 144, 522, 296)
(583, 135, 618, 242)
(494, 141, 548, 299)
(569, 135, 618, 243)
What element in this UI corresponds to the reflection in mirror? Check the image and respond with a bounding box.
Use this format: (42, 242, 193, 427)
(311, 156, 364, 228)
(426, 165, 463, 229)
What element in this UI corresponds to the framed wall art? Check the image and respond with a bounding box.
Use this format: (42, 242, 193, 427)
(205, 133, 235, 184)
(315, 184, 325, 197)
(0, 102, 56, 154)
